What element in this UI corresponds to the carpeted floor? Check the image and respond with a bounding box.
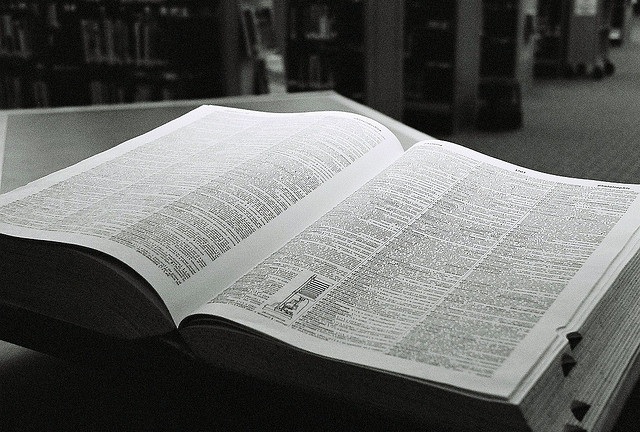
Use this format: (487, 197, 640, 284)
(448, 17, 640, 185)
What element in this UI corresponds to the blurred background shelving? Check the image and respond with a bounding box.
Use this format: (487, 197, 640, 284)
(1, 0, 638, 136)
(0, 0, 241, 108)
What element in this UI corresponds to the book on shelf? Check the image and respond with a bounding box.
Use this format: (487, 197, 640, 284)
(2, 106, 640, 431)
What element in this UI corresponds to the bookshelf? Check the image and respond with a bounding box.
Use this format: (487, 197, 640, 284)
(282, 1, 528, 135)
(402, 0, 482, 135)
(284, 0, 484, 130)
(476, 0, 536, 130)
(0, 0, 243, 109)
(284, 0, 404, 119)
(285, 1, 367, 102)
(481, 0, 520, 80)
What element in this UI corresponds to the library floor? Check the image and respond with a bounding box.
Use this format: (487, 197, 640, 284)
(449, 15, 640, 186)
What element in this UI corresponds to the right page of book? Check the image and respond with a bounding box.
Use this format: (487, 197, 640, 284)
(192, 140, 640, 398)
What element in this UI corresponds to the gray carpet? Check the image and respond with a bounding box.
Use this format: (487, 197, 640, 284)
(448, 17, 640, 184)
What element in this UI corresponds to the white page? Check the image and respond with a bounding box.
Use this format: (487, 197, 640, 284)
(0, 106, 403, 323)
(196, 140, 640, 398)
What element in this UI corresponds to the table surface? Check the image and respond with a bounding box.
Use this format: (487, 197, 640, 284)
(0, 91, 437, 431)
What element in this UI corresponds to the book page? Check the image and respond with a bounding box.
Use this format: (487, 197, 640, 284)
(0, 106, 403, 323)
(195, 140, 640, 398)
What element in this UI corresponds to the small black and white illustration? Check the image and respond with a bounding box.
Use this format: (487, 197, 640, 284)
(262, 271, 333, 323)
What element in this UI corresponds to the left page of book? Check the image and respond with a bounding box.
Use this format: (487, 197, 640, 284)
(0, 106, 403, 323)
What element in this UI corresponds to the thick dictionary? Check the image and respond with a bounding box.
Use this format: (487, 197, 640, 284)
(2, 106, 640, 431)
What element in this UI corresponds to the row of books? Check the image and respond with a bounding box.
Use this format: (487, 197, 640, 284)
(482, 0, 518, 38)
(0, 73, 47, 108)
(0, 12, 34, 59)
(0, 0, 225, 107)
(480, 0, 519, 78)
(0, 67, 194, 108)
(404, 0, 455, 25)
(80, 10, 169, 66)
(404, 61, 454, 104)
(286, 0, 366, 102)
(287, 52, 336, 91)
(402, 0, 457, 134)
(288, 0, 365, 44)
(288, 2, 336, 42)
(2, 2, 204, 67)
(88, 74, 184, 104)
(404, 26, 455, 62)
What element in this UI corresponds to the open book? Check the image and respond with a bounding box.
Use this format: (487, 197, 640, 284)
(1, 106, 640, 431)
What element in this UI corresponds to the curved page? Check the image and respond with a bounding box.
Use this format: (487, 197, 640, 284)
(0, 106, 403, 322)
